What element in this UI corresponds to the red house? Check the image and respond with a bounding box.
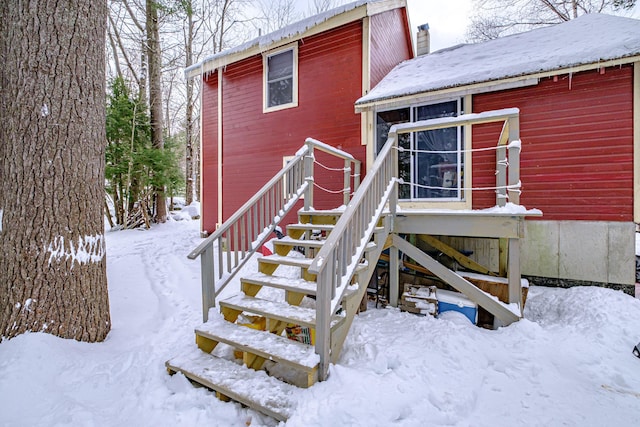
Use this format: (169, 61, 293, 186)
(186, 0, 414, 234)
(356, 13, 640, 295)
(167, 7, 640, 415)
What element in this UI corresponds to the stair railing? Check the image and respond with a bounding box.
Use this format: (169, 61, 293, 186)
(310, 107, 522, 381)
(309, 132, 399, 381)
(188, 138, 361, 322)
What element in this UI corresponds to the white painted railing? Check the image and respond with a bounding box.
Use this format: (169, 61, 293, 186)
(309, 132, 399, 381)
(188, 138, 361, 322)
(310, 107, 521, 381)
(391, 107, 521, 206)
(188, 108, 521, 380)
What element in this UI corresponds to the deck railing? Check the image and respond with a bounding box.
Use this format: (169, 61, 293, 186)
(391, 107, 521, 206)
(188, 138, 361, 322)
(309, 132, 399, 381)
(310, 107, 521, 380)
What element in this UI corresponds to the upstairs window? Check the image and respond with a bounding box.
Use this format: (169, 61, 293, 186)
(264, 45, 298, 112)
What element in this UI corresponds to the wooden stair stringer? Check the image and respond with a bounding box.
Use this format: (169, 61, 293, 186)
(195, 315, 320, 387)
(392, 234, 521, 325)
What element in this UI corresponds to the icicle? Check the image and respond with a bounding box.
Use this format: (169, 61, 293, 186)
(568, 72, 573, 90)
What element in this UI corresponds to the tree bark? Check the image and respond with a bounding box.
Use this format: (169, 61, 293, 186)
(0, 0, 111, 342)
(185, 0, 195, 206)
(146, 0, 167, 222)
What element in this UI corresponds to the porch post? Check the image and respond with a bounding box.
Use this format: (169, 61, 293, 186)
(201, 245, 215, 322)
(388, 131, 400, 307)
(316, 257, 333, 381)
(507, 237, 522, 308)
(507, 115, 521, 205)
(389, 246, 399, 306)
(304, 143, 314, 211)
(343, 159, 350, 205)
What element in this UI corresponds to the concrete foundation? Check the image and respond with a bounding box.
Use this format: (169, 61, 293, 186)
(521, 220, 636, 294)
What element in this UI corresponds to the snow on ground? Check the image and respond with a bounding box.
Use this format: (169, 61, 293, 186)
(1, 219, 640, 427)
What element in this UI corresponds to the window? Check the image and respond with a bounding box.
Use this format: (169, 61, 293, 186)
(376, 99, 464, 201)
(264, 45, 298, 112)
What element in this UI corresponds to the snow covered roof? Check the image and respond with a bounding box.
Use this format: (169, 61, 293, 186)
(356, 13, 640, 107)
(186, 0, 405, 78)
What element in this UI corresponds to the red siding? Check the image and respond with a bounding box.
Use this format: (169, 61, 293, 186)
(472, 66, 634, 221)
(370, 8, 413, 87)
(220, 21, 365, 223)
(201, 72, 218, 233)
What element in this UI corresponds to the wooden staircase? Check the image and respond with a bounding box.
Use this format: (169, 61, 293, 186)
(167, 208, 387, 421)
(168, 110, 532, 421)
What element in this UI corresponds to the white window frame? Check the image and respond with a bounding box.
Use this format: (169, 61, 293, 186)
(375, 97, 472, 209)
(263, 44, 298, 113)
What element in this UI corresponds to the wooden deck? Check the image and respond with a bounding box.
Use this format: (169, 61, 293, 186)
(385, 207, 542, 325)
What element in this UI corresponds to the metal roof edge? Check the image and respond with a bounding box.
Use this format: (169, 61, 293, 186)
(355, 54, 640, 111)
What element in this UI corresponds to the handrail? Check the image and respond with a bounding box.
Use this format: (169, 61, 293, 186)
(188, 148, 308, 260)
(189, 138, 362, 323)
(310, 132, 398, 381)
(390, 107, 519, 133)
(309, 107, 522, 380)
(304, 138, 361, 208)
(391, 107, 521, 206)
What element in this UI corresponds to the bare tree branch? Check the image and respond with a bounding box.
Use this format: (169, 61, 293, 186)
(466, 0, 637, 42)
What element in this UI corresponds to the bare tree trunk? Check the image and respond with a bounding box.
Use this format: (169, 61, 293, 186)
(195, 138, 201, 203)
(0, 0, 111, 342)
(185, 0, 195, 205)
(146, 0, 167, 222)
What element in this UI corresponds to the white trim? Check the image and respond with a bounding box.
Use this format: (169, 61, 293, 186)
(365, 110, 375, 172)
(374, 97, 470, 206)
(217, 68, 223, 228)
(634, 62, 640, 223)
(263, 43, 299, 113)
(185, 1, 407, 79)
(198, 74, 205, 233)
(357, 78, 539, 112)
(356, 56, 640, 111)
(361, 15, 371, 146)
(462, 94, 472, 210)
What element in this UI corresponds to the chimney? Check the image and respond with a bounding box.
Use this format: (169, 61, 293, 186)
(416, 23, 430, 56)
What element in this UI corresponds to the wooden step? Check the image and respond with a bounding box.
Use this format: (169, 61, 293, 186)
(166, 348, 297, 421)
(272, 238, 324, 256)
(219, 294, 346, 330)
(286, 223, 336, 232)
(259, 254, 370, 270)
(287, 222, 387, 234)
(196, 316, 319, 373)
(297, 209, 343, 225)
(242, 272, 319, 296)
(273, 238, 325, 249)
(241, 273, 361, 301)
(259, 254, 314, 269)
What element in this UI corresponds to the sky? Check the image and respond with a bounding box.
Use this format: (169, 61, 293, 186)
(406, 0, 473, 51)
(405, 0, 640, 51)
(288, 1, 640, 53)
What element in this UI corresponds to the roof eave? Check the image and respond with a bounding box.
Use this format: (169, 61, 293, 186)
(355, 54, 640, 112)
(186, 0, 407, 80)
